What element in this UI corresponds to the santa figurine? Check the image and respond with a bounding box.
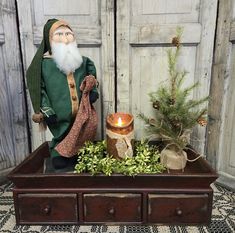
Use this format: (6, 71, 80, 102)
(26, 19, 99, 170)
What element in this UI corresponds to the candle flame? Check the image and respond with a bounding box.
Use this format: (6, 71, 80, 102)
(117, 117, 123, 126)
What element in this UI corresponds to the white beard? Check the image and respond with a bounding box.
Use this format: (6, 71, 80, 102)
(51, 41, 83, 75)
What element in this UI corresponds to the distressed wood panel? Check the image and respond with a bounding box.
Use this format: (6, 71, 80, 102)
(218, 29, 235, 175)
(130, 23, 201, 45)
(117, 0, 218, 157)
(131, 0, 200, 24)
(33, 0, 99, 26)
(223, 45, 235, 168)
(191, 0, 218, 154)
(116, 0, 130, 112)
(0, 46, 15, 169)
(229, 21, 235, 41)
(131, 46, 196, 139)
(207, 0, 235, 190)
(207, 1, 232, 169)
(0, 0, 29, 177)
(100, 0, 115, 129)
(0, 34, 5, 44)
(141, 0, 193, 14)
(42, 0, 91, 15)
(17, 0, 115, 149)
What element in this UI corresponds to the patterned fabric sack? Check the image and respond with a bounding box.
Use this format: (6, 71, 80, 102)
(55, 75, 98, 157)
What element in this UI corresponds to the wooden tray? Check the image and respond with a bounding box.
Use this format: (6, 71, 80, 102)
(8, 142, 218, 225)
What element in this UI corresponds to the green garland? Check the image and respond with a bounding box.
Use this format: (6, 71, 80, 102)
(74, 141, 166, 176)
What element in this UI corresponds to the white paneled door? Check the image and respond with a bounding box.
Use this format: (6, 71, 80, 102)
(16, 0, 218, 156)
(17, 0, 115, 150)
(116, 0, 218, 155)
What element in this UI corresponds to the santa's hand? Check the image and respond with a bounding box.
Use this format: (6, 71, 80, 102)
(80, 75, 97, 92)
(45, 114, 57, 125)
(89, 91, 99, 104)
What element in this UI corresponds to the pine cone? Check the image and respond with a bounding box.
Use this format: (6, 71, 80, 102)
(197, 118, 207, 126)
(152, 101, 160, 110)
(172, 36, 180, 47)
(168, 98, 175, 106)
(149, 118, 156, 125)
(172, 120, 181, 128)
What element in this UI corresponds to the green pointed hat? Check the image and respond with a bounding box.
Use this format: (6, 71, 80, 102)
(26, 18, 71, 113)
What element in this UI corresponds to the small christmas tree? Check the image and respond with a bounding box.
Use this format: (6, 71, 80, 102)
(139, 28, 208, 169)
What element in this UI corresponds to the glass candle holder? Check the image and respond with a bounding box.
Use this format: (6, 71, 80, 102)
(106, 112, 134, 159)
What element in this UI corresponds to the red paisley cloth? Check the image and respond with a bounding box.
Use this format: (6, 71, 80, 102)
(55, 75, 98, 157)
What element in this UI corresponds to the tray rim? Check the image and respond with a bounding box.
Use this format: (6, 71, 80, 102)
(7, 141, 218, 180)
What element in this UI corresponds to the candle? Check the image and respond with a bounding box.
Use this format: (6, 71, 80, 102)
(106, 112, 134, 159)
(117, 117, 123, 127)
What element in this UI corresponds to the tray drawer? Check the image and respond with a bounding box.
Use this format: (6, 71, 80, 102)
(18, 193, 78, 223)
(148, 194, 209, 224)
(83, 193, 142, 222)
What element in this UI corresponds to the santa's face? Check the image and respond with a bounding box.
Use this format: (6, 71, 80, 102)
(51, 26, 83, 75)
(52, 26, 75, 44)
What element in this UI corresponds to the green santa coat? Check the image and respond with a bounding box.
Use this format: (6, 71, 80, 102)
(41, 56, 98, 157)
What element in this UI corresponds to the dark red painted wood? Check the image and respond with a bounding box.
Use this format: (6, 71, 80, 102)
(8, 142, 218, 225)
(83, 193, 141, 222)
(148, 193, 209, 224)
(17, 193, 78, 224)
(7, 143, 217, 190)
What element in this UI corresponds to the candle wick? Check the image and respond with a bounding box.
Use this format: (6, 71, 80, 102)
(117, 117, 123, 126)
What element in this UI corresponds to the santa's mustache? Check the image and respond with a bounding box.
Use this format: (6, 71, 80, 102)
(51, 41, 83, 75)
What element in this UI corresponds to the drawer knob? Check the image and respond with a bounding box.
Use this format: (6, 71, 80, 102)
(43, 205, 51, 215)
(176, 208, 183, 216)
(109, 207, 115, 215)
